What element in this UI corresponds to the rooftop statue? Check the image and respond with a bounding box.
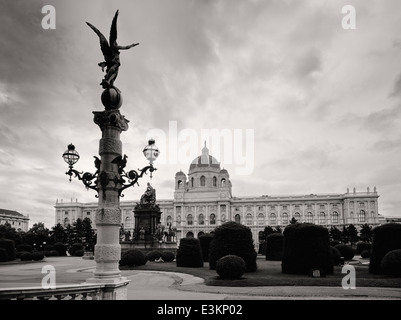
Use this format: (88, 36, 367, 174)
(86, 10, 139, 92)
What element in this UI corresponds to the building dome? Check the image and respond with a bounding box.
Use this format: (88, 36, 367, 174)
(175, 170, 186, 177)
(189, 142, 220, 171)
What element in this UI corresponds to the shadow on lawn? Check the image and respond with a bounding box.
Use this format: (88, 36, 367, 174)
(123, 257, 401, 288)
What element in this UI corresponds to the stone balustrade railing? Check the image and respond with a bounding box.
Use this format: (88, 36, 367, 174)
(0, 282, 125, 300)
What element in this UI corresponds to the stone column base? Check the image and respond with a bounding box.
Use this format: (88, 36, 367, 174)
(84, 277, 130, 300)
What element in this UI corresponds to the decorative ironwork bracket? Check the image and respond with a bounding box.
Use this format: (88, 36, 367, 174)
(118, 165, 156, 197)
(66, 167, 99, 194)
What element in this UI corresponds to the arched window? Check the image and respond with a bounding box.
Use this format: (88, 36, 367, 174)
(210, 213, 216, 225)
(270, 213, 276, 225)
(198, 214, 204, 225)
(63, 217, 69, 227)
(177, 180, 182, 189)
(167, 215, 172, 225)
(191, 177, 194, 188)
(332, 211, 339, 224)
(294, 212, 301, 221)
(221, 178, 226, 187)
(198, 231, 205, 238)
(187, 214, 193, 225)
(177, 215, 181, 225)
(258, 231, 265, 241)
(246, 213, 253, 225)
(213, 176, 217, 187)
(319, 212, 325, 224)
(358, 210, 366, 222)
(200, 176, 206, 186)
(282, 213, 289, 225)
(257, 213, 264, 225)
(221, 214, 226, 223)
(125, 216, 131, 228)
(235, 214, 241, 224)
(186, 232, 194, 238)
(306, 212, 313, 223)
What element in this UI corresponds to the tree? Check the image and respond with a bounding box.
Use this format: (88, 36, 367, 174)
(82, 217, 96, 251)
(341, 225, 350, 244)
(0, 222, 22, 244)
(347, 224, 359, 246)
(359, 224, 373, 242)
(263, 226, 275, 238)
(50, 223, 67, 244)
(273, 226, 283, 234)
(329, 226, 342, 242)
(289, 217, 298, 224)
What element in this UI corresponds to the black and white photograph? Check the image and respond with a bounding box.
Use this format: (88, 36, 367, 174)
(0, 0, 400, 315)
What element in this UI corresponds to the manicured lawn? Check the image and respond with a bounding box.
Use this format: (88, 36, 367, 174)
(121, 256, 401, 288)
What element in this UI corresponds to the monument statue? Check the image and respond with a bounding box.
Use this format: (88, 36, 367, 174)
(86, 10, 139, 91)
(139, 182, 156, 206)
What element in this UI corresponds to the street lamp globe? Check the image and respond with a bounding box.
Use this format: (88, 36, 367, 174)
(62, 144, 80, 167)
(143, 139, 159, 165)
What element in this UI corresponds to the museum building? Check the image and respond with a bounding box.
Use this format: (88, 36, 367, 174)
(55, 144, 382, 247)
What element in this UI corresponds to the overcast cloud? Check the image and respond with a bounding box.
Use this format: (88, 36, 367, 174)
(1, 0, 401, 228)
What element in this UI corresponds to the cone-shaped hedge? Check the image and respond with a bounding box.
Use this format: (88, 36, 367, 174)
(199, 233, 214, 262)
(176, 237, 203, 268)
(369, 223, 401, 274)
(281, 223, 333, 275)
(265, 233, 284, 261)
(209, 221, 257, 272)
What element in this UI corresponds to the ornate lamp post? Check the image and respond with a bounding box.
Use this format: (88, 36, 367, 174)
(62, 10, 159, 299)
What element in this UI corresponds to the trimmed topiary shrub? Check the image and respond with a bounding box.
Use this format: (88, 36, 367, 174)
(361, 249, 371, 259)
(74, 249, 84, 257)
(356, 242, 371, 255)
(209, 221, 257, 272)
(54, 242, 67, 256)
(282, 223, 333, 275)
(20, 252, 32, 261)
(44, 244, 55, 252)
(69, 243, 84, 256)
(176, 237, 203, 268)
(0, 248, 8, 262)
(146, 250, 162, 261)
(216, 255, 246, 280)
(199, 233, 214, 262)
(369, 223, 401, 274)
(0, 238, 16, 261)
(16, 243, 33, 253)
(334, 244, 355, 261)
(265, 233, 284, 261)
(161, 251, 175, 262)
(380, 249, 401, 277)
(120, 249, 147, 267)
(31, 252, 45, 261)
(258, 241, 267, 255)
(330, 246, 342, 266)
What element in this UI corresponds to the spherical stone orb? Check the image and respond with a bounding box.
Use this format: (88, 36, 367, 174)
(101, 87, 123, 110)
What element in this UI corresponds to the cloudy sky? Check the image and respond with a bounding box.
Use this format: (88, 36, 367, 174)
(1, 0, 401, 229)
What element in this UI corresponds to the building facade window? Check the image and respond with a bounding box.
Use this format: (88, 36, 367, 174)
(235, 214, 241, 224)
(319, 212, 325, 224)
(294, 212, 301, 221)
(246, 213, 253, 225)
(270, 213, 276, 225)
(221, 214, 226, 223)
(191, 177, 194, 187)
(186, 232, 194, 238)
(187, 214, 193, 225)
(332, 211, 339, 224)
(282, 213, 289, 225)
(213, 176, 217, 187)
(221, 178, 226, 187)
(198, 214, 204, 225)
(257, 213, 264, 225)
(358, 210, 366, 222)
(306, 212, 313, 223)
(210, 214, 216, 225)
(177, 180, 182, 189)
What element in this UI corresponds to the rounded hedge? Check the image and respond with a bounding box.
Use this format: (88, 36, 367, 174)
(146, 250, 162, 261)
(330, 246, 342, 266)
(334, 244, 355, 261)
(380, 249, 401, 277)
(54, 242, 67, 256)
(265, 233, 284, 261)
(161, 251, 175, 262)
(360, 249, 371, 259)
(120, 249, 147, 267)
(32, 252, 45, 261)
(356, 242, 372, 255)
(209, 221, 257, 272)
(199, 233, 214, 262)
(0, 238, 15, 261)
(16, 243, 33, 253)
(216, 255, 246, 280)
(176, 237, 203, 268)
(0, 248, 8, 262)
(369, 223, 401, 274)
(20, 252, 32, 261)
(281, 223, 333, 275)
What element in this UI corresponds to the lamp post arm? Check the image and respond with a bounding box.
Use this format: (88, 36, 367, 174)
(66, 167, 99, 193)
(118, 165, 156, 197)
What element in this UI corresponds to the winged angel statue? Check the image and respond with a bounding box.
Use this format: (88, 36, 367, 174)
(86, 10, 139, 91)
